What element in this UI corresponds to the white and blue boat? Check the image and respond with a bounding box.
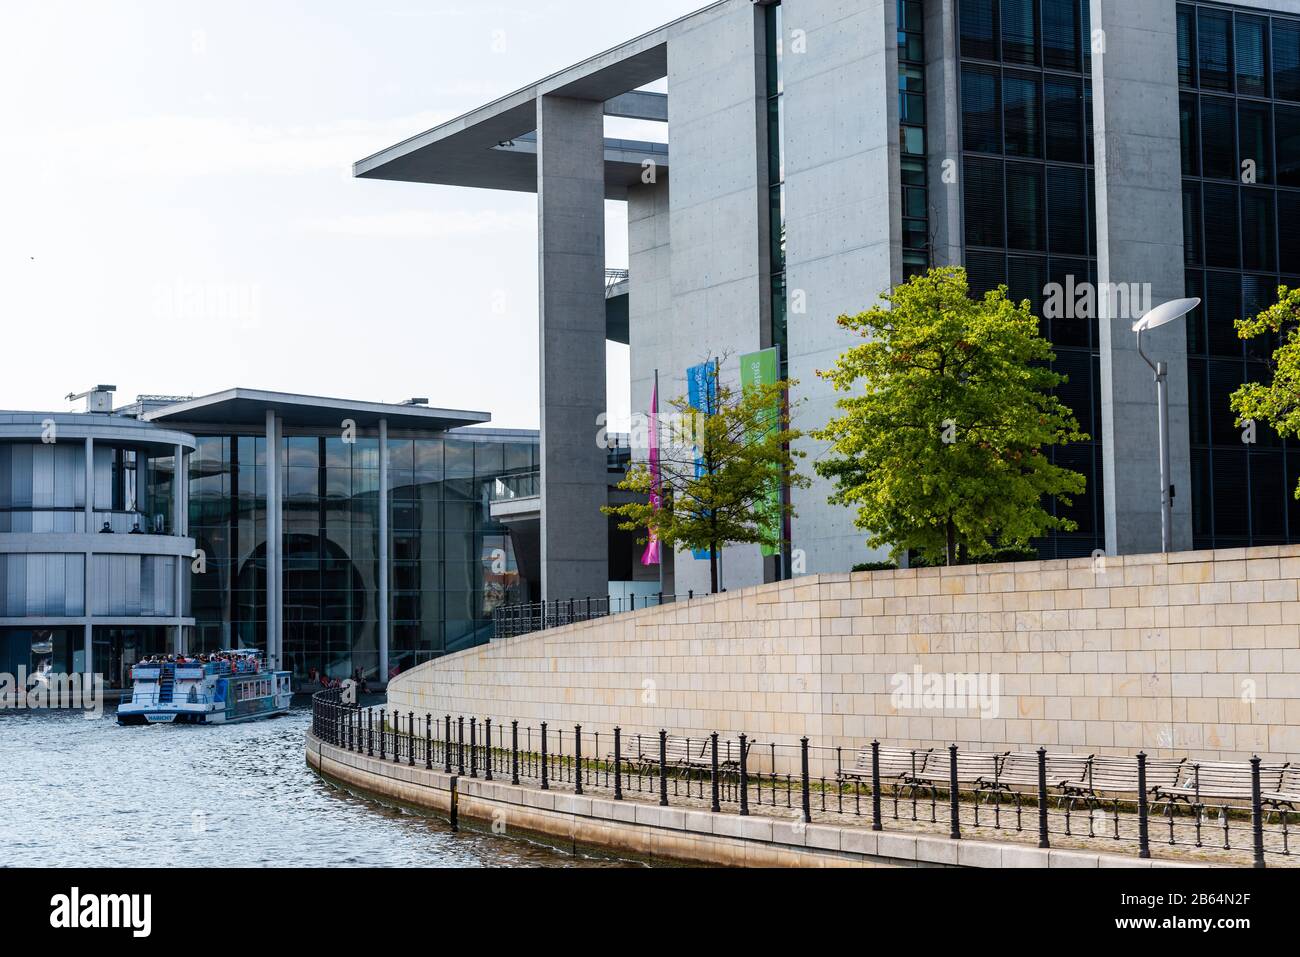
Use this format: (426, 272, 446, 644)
(117, 651, 292, 726)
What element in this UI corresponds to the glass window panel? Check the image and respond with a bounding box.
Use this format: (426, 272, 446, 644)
(1241, 189, 1276, 273)
(1045, 77, 1084, 163)
(1003, 73, 1042, 158)
(1041, 0, 1079, 71)
(1178, 3, 1197, 87)
(1046, 258, 1091, 348)
(1186, 271, 1206, 356)
(1000, 0, 1038, 65)
(1047, 165, 1087, 256)
(1276, 104, 1300, 187)
(964, 157, 1005, 247)
(1005, 163, 1045, 251)
(1184, 181, 1203, 268)
(1274, 19, 1300, 102)
(1205, 271, 1243, 358)
(1203, 184, 1240, 270)
(961, 66, 1001, 153)
(1180, 93, 1199, 177)
(1212, 448, 1249, 539)
(1238, 102, 1272, 184)
(1279, 191, 1300, 273)
(964, 250, 1006, 298)
(960, 0, 998, 60)
(1250, 451, 1286, 540)
(1197, 9, 1232, 92)
(1235, 14, 1268, 98)
(1201, 96, 1237, 180)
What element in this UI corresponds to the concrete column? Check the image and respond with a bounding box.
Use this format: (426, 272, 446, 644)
(265, 411, 280, 667)
(536, 93, 609, 601)
(783, 0, 900, 574)
(378, 418, 389, 683)
(925, 0, 963, 266)
(664, 1, 768, 594)
(84, 437, 94, 677)
(1091, 0, 1192, 554)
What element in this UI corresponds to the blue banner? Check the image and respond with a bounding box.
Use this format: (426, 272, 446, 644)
(686, 361, 718, 560)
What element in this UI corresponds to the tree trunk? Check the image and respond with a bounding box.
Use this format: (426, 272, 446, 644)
(945, 518, 957, 567)
(709, 542, 719, 594)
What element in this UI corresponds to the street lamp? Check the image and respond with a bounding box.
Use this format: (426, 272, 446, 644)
(1133, 297, 1200, 553)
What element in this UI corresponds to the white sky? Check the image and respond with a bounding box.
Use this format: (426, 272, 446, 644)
(0, 0, 698, 428)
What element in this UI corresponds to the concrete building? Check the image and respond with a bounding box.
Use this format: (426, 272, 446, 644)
(357, 0, 1300, 599)
(0, 388, 195, 690)
(1, 386, 541, 687)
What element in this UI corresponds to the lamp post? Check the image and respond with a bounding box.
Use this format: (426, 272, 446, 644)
(1132, 298, 1200, 553)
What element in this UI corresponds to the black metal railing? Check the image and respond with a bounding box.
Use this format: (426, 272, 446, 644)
(309, 692, 1294, 867)
(493, 591, 701, 640)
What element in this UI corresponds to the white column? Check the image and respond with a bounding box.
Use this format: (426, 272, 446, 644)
(378, 418, 389, 684)
(83, 436, 94, 678)
(173, 443, 185, 656)
(83, 436, 93, 530)
(265, 411, 280, 668)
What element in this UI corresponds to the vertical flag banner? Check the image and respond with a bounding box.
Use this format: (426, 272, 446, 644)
(686, 360, 718, 560)
(641, 375, 662, 566)
(740, 347, 781, 557)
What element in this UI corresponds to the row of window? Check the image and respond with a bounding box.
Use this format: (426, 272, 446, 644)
(960, 0, 1092, 73)
(962, 66, 1093, 164)
(900, 0, 930, 277)
(964, 157, 1096, 256)
(1178, 2, 1300, 101)
(1181, 93, 1300, 184)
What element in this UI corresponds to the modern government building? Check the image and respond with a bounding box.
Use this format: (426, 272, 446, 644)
(358, 0, 1300, 601)
(1, 386, 541, 689)
(10, 0, 1300, 684)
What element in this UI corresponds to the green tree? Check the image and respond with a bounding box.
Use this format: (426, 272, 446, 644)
(604, 365, 808, 593)
(814, 266, 1088, 566)
(1230, 286, 1300, 495)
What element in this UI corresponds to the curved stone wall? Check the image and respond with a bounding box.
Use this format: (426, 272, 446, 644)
(389, 546, 1300, 766)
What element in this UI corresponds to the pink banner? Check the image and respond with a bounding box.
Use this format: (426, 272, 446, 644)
(641, 380, 662, 566)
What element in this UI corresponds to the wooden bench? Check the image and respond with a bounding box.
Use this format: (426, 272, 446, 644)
(838, 746, 933, 786)
(1155, 761, 1288, 806)
(1057, 755, 1184, 807)
(1261, 766, 1300, 810)
(609, 734, 748, 775)
(975, 751, 1092, 798)
(903, 750, 1007, 800)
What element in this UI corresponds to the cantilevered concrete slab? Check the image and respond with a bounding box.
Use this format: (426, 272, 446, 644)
(352, 2, 736, 199)
(143, 388, 490, 432)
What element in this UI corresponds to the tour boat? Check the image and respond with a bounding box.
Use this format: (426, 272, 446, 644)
(117, 651, 292, 726)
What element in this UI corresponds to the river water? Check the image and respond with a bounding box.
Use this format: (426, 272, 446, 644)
(0, 703, 633, 868)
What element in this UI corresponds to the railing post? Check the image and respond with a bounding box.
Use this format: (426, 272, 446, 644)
(739, 733, 750, 816)
(574, 725, 583, 796)
(1251, 755, 1266, 869)
(457, 716, 465, 776)
(449, 775, 459, 832)
(1137, 751, 1151, 859)
(367, 708, 373, 757)
(511, 719, 520, 785)
(800, 737, 812, 825)
(710, 732, 720, 813)
(408, 711, 415, 766)
(485, 718, 493, 781)
(470, 717, 478, 778)
(948, 744, 961, 840)
(378, 709, 386, 760)
(444, 715, 452, 774)
(540, 722, 549, 790)
(614, 726, 623, 800)
(1037, 747, 1050, 849)
(658, 729, 669, 806)
(392, 710, 400, 764)
(871, 740, 882, 831)
(425, 714, 432, 770)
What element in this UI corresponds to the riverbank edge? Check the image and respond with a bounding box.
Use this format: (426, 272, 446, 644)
(305, 732, 1199, 869)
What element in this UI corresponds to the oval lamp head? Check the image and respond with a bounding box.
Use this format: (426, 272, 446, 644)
(1133, 297, 1201, 333)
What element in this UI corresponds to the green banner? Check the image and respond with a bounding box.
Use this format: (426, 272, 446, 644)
(739, 348, 781, 557)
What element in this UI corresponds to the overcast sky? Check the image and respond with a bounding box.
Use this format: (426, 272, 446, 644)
(0, 0, 696, 428)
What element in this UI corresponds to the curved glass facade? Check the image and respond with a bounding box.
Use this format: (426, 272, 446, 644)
(188, 429, 536, 682)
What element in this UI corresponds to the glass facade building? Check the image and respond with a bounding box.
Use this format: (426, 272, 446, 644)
(1178, 1, 1300, 547)
(956, 0, 1104, 558)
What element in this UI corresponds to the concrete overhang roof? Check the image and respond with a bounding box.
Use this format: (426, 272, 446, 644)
(142, 388, 490, 432)
(352, 2, 729, 198)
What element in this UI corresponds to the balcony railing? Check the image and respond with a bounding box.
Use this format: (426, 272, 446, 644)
(489, 471, 540, 503)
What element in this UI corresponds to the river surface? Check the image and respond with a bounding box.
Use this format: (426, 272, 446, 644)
(0, 702, 634, 868)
